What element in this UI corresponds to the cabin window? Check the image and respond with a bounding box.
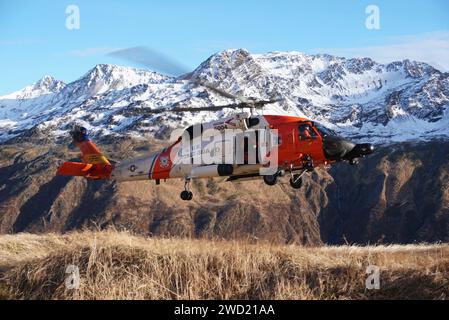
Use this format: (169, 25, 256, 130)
(247, 117, 260, 128)
(298, 123, 317, 140)
(185, 124, 204, 139)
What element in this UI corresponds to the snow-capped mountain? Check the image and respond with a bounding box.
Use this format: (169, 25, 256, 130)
(1, 75, 66, 100)
(1, 49, 448, 144)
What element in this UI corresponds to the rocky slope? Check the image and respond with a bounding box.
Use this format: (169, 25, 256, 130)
(0, 140, 323, 245)
(0, 139, 448, 245)
(320, 140, 449, 244)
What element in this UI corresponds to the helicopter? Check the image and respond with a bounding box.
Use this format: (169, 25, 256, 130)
(56, 48, 374, 201)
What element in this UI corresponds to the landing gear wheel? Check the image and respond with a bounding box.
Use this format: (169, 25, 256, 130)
(289, 175, 303, 189)
(180, 190, 193, 201)
(180, 178, 193, 201)
(263, 174, 278, 186)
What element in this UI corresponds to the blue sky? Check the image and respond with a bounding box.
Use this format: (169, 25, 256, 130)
(0, 0, 448, 95)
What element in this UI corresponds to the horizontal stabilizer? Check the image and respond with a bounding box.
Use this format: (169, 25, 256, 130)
(56, 161, 112, 179)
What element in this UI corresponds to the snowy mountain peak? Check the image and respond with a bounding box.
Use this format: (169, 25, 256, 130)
(193, 48, 254, 77)
(85, 63, 167, 83)
(53, 64, 170, 99)
(1, 75, 66, 100)
(34, 75, 66, 93)
(73, 64, 169, 96)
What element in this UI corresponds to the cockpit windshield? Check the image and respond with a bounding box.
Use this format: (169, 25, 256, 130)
(314, 124, 338, 137)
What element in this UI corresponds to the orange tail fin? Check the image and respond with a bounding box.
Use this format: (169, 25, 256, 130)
(56, 126, 112, 180)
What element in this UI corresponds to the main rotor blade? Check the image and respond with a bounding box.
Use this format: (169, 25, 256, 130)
(138, 103, 257, 114)
(198, 81, 251, 104)
(134, 99, 280, 115)
(108, 47, 189, 77)
(108, 46, 252, 104)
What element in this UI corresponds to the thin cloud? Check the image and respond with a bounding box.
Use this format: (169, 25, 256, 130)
(313, 31, 449, 72)
(0, 38, 42, 46)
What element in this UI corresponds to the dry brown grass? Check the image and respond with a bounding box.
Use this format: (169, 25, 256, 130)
(0, 230, 448, 300)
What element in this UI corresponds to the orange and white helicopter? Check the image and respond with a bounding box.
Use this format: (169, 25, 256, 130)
(56, 48, 374, 201)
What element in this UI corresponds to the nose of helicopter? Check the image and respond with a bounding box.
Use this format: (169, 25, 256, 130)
(323, 136, 374, 161)
(349, 143, 375, 158)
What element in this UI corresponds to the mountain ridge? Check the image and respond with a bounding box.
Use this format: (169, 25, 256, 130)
(1, 49, 448, 144)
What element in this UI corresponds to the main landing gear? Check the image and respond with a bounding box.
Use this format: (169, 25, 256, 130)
(263, 160, 311, 190)
(263, 168, 305, 190)
(180, 178, 193, 201)
(263, 170, 285, 186)
(287, 155, 313, 189)
(289, 170, 306, 189)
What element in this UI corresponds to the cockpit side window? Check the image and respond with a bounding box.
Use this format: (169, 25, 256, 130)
(315, 124, 337, 137)
(298, 123, 317, 140)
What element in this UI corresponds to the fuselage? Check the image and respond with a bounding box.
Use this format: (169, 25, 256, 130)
(110, 114, 373, 183)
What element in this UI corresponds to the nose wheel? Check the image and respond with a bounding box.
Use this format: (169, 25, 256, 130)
(289, 172, 304, 189)
(180, 178, 193, 201)
(289, 166, 307, 190)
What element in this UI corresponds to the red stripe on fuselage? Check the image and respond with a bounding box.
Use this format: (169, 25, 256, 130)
(150, 148, 173, 180)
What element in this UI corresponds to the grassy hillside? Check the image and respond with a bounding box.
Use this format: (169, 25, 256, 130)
(0, 230, 448, 300)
